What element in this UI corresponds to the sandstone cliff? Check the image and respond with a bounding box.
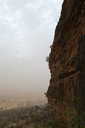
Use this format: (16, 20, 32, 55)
(47, 0, 85, 119)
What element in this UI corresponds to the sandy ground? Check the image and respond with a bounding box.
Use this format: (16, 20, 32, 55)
(0, 97, 46, 110)
(0, 90, 47, 110)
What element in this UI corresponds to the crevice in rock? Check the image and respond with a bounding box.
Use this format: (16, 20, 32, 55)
(58, 68, 81, 79)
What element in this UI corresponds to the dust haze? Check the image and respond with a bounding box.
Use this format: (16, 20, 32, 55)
(0, 0, 63, 101)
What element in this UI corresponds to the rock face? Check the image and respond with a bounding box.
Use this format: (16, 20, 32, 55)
(47, 0, 85, 117)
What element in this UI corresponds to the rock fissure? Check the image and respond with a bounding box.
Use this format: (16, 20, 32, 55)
(47, 0, 85, 124)
(58, 70, 80, 80)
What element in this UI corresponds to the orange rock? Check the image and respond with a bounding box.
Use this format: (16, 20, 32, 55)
(47, 0, 85, 122)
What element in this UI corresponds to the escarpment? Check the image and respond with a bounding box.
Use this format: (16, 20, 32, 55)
(47, 0, 85, 120)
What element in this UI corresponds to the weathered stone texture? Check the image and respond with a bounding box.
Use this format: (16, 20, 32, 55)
(47, 0, 85, 116)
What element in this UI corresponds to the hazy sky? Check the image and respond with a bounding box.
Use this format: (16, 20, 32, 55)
(0, 0, 63, 94)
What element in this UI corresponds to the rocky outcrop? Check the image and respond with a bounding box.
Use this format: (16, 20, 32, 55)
(47, 0, 85, 118)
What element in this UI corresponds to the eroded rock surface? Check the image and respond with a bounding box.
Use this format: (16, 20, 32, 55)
(47, 0, 85, 116)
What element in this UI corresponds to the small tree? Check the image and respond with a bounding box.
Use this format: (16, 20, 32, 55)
(50, 45, 53, 49)
(11, 125, 14, 128)
(46, 57, 49, 63)
(44, 92, 47, 97)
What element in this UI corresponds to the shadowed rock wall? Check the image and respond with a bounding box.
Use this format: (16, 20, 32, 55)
(47, 0, 85, 116)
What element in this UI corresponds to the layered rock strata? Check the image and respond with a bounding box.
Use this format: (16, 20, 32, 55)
(47, 0, 85, 117)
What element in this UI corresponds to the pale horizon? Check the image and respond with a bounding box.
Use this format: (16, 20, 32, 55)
(0, 0, 63, 96)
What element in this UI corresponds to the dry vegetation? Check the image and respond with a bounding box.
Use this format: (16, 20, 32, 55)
(0, 99, 85, 128)
(0, 103, 66, 128)
(0, 92, 84, 128)
(0, 91, 64, 128)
